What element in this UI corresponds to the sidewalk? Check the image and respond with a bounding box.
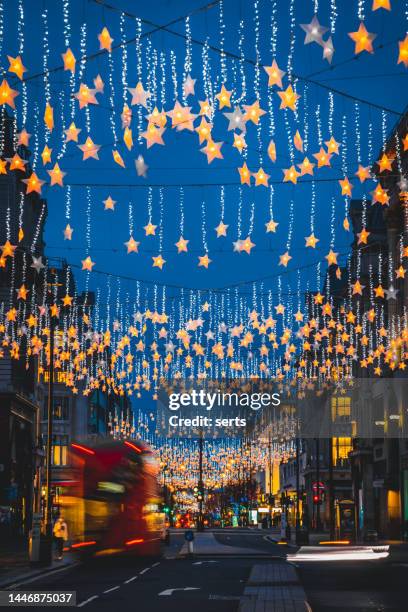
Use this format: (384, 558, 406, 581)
(0, 540, 77, 589)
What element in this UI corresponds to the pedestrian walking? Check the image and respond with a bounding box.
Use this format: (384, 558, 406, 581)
(53, 515, 68, 560)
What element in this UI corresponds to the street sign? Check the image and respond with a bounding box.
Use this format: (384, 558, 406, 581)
(184, 529, 194, 542)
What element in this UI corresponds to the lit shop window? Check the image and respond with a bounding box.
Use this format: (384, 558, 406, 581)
(332, 437, 352, 465)
(331, 397, 351, 422)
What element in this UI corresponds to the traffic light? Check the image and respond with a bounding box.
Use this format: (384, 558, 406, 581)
(163, 505, 170, 514)
(313, 493, 322, 505)
(193, 486, 199, 497)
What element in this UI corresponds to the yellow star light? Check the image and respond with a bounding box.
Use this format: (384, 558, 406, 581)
(325, 136, 341, 155)
(305, 233, 319, 248)
(78, 137, 100, 160)
(198, 254, 211, 268)
(47, 163, 66, 187)
(398, 34, 408, 67)
(152, 255, 166, 269)
(195, 117, 212, 144)
(8, 153, 27, 171)
(123, 127, 133, 150)
(112, 150, 125, 167)
(374, 284, 384, 298)
(339, 177, 353, 197)
(277, 85, 300, 111)
(283, 165, 299, 184)
(357, 228, 370, 244)
(201, 139, 223, 164)
(396, 265, 406, 279)
(294, 130, 303, 152)
(0, 79, 19, 108)
(175, 236, 189, 253)
(215, 85, 232, 109)
(17, 129, 30, 147)
(22, 172, 44, 194)
(349, 22, 377, 54)
(98, 27, 113, 52)
(240, 237, 255, 254)
(297, 157, 315, 176)
(253, 167, 270, 187)
(233, 133, 246, 153)
(243, 100, 266, 125)
(124, 236, 140, 253)
(141, 123, 165, 148)
(238, 162, 251, 185)
(7, 55, 27, 80)
(81, 256, 96, 271)
(75, 83, 98, 109)
(41, 145, 52, 165)
(355, 165, 371, 182)
(313, 147, 331, 168)
(279, 251, 292, 267)
(352, 279, 364, 295)
(144, 222, 157, 236)
(64, 122, 81, 143)
(44, 102, 54, 132)
(62, 48, 76, 73)
(198, 99, 213, 118)
(265, 219, 278, 233)
(17, 284, 28, 300)
(325, 249, 338, 266)
(372, 0, 391, 10)
(215, 221, 228, 237)
(268, 140, 277, 162)
(103, 196, 116, 211)
(64, 224, 73, 240)
(264, 59, 285, 87)
(377, 153, 393, 173)
(62, 294, 73, 307)
(0, 159, 6, 175)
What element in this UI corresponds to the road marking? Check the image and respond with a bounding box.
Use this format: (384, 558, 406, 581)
(151, 561, 161, 567)
(139, 567, 151, 575)
(124, 576, 138, 584)
(192, 561, 219, 565)
(77, 595, 99, 607)
(209, 595, 241, 601)
(103, 586, 120, 594)
(159, 587, 200, 596)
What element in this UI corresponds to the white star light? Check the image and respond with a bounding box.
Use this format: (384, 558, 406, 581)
(300, 16, 329, 46)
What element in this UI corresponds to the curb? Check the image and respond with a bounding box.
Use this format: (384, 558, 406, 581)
(0, 561, 79, 590)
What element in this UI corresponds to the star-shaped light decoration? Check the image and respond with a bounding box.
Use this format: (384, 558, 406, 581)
(198, 254, 211, 268)
(339, 177, 353, 197)
(198, 99, 213, 119)
(352, 280, 365, 295)
(277, 85, 300, 111)
(7, 55, 27, 80)
(374, 284, 385, 298)
(300, 16, 329, 46)
(17, 284, 28, 300)
(175, 236, 189, 253)
(264, 60, 285, 87)
(128, 82, 151, 108)
(372, 0, 391, 10)
(103, 196, 116, 211)
(144, 222, 157, 236)
(313, 147, 331, 168)
(283, 166, 299, 184)
(325, 250, 338, 266)
(298, 157, 315, 176)
(0, 79, 19, 108)
(323, 37, 335, 63)
(78, 137, 100, 160)
(355, 165, 371, 182)
(22, 172, 44, 194)
(268, 140, 277, 162)
(371, 183, 390, 205)
(124, 236, 140, 253)
(81, 256, 95, 271)
(75, 83, 98, 109)
(253, 167, 270, 187)
(201, 139, 223, 164)
(215, 221, 228, 237)
(62, 294, 73, 307)
(135, 155, 148, 177)
(48, 162, 66, 187)
(44, 102, 54, 132)
(325, 136, 341, 155)
(183, 74, 196, 97)
(236, 162, 251, 185)
(265, 219, 278, 233)
(279, 251, 292, 267)
(195, 117, 212, 144)
(233, 133, 246, 153)
(31, 256, 45, 274)
(41, 145, 52, 165)
(152, 255, 166, 269)
(94, 74, 104, 93)
(123, 127, 133, 150)
(294, 130, 303, 152)
(349, 22, 377, 54)
(243, 100, 266, 125)
(64, 224, 73, 240)
(17, 129, 31, 147)
(358, 227, 370, 244)
(377, 153, 393, 173)
(240, 237, 255, 254)
(216, 85, 232, 109)
(0, 159, 6, 175)
(141, 123, 165, 148)
(384, 284, 398, 300)
(8, 153, 27, 172)
(98, 27, 113, 52)
(62, 48, 76, 73)
(223, 105, 246, 132)
(305, 233, 319, 248)
(112, 150, 125, 167)
(398, 34, 408, 67)
(64, 122, 81, 143)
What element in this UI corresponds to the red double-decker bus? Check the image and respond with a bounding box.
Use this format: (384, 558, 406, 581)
(61, 440, 166, 557)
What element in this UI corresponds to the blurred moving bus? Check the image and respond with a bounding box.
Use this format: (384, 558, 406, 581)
(61, 440, 165, 557)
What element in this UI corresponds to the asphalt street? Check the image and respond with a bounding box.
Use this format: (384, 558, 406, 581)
(6, 530, 408, 611)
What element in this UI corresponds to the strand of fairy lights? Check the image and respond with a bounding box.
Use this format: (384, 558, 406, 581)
(108, 44, 118, 144)
(201, 200, 208, 255)
(310, 181, 316, 234)
(236, 21, 247, 103)
(79, 24, 91, 133)
(381, 110, 387, 152)
(220, 185, 225, 223)
(219, 0, 227, 85)
(151, 49, 158, 104)
(179, 187, 185, 236)
(357, 0, 365, 21)
(31, 103, 39, 170)
(160, 51, 167, 108)
(253, 0, 263, 164)
(202, 39, 214, 114)
(354, 102, 361, 164)
(135, 18, 142, 142)
(170, 50, 178, 100)
(330, 0, 338, 33)
(42, 7, 51, 145)
(147, 187, 153, 223)
(237, 186, 242, 239)
(328, 92, 334, 136)
(182, 16, 192, 103)
(0, 0, 3, 71)
(17, 0, 27, 126)
(120, 12, 128, 103)
(303, 84, 309, 151)
(287, 0, 296, 82)
(145, 39, 152, 103)
(158, 187, 164, 254)
(315, 104, 322, 146)
(128, 199, 134, 236)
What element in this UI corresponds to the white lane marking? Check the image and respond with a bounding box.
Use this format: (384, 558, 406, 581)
(159, 587, 200, 596)
(77, 595, 99, 607)
(139, 567, 151, 575)
(6, 562, 80, 589)
(124, 576, 138, 584)
(151, 562, 160, 567)
(103, 585, 120, 594)
(193, 561, 218, 565)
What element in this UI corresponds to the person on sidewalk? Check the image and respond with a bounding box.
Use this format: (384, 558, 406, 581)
(53, 515, 68, 560)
